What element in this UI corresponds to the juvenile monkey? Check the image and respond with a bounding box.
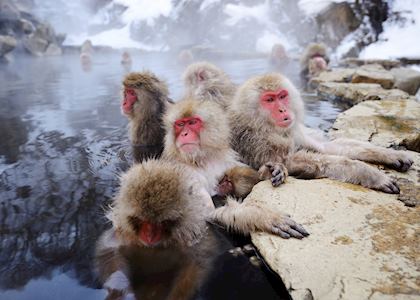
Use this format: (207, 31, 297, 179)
(162, 98, 307, 239)
(183, 61, 236, 109)
(300, 43, 329, 78)
(121, 71, 173, 162)
(96, 159, 216, 300)
(229, 73, 413, 194)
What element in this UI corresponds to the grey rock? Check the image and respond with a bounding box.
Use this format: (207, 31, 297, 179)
(351, 64, 395, 89)
(22, 34, 48, 56)
(19, 18, 34, 34)
(44, 43, 62, 56)
(341, 58, 401, 70)
(318, 82, 409, 105)
(316, 2, 361, 48)
(0, 35, 16, 57)
(310, 68, 355, 87)
(390, 67, 420, 95)
(329, 99, 420, 152)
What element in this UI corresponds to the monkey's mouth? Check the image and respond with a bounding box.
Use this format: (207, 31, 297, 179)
(180, 143, 200, 153)
(276, 119, 293, 128)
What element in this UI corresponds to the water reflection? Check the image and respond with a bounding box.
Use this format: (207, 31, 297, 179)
(0, 53, 344, 299)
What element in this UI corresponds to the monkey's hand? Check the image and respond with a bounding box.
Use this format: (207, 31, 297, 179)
(266, 214, 310, 239)
(103, 271, 134, 300)
(382, 150, 413, 172)
(258, 162, 288, 187)
(211, 198, 309, 239)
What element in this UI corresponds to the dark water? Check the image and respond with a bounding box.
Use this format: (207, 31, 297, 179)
(0, 53, 344, 299)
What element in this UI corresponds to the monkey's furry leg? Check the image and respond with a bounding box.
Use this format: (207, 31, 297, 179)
(288, 150, 400, 194)
(322, 138, 413, 172)
(211, 197, 309, 239)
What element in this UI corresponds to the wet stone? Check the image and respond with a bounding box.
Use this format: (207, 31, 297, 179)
(351, 64, 395, 89)
(318, 82, 409, 106)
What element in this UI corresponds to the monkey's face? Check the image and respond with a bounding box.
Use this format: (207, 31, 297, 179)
(308, 57, 327, 76)
(174, 116, 203, 154)
(260, 88, 294, 128)
(121, 88, 137, 116)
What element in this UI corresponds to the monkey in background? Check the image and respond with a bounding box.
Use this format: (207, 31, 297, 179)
(162, 97, 307, 239)
(121, 51, 132, 71)
(80, 39, 93, 70)
(96, 159, 217, 300)
(300, 43, 329, 79)
(178, 49, 194, 65)
(229, 73, 413, 194)
(182, 61, 236, 109)
(121, 71, 173, 162)
(269, 43, 289, 66)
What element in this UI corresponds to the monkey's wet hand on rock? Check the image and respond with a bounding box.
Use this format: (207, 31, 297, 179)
(258, 162, 288, 187)
(268, 215, 310, 239)
(386, 153, 413, 173)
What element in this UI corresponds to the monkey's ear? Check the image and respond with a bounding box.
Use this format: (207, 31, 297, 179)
(197, 70, 206, 81)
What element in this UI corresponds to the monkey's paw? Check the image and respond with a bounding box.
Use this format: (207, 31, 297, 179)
(370, 175, 400, 194)
(269, 216, 310, 239)
(385, 151, 413, 172)
(104, 271, 132, 300)
(258, 162, 288, 187)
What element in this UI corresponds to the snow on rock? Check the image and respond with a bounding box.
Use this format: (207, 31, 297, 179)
(360, 0, 420, 60)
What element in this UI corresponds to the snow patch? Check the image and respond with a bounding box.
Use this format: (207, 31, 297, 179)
(298, 0, 354, 16)
(360, 0, 420, 59)
(224, 2, 271, 27)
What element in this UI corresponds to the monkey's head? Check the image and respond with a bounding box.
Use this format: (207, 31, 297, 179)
(270, 44, 287, 61)
(308, 57, 328, 77)
(110, 159, 207, 248)
(183, 62, 235, 106)
(301, 43, 328, 66)
(163, 98, 231, 165)
(121, 71, 169, 118)
(232, 73, 304, 132)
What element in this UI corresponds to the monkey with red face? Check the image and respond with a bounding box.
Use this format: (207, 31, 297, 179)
(229, 73, 413, 194)
(121, 72, 173, 162)
(162, 97, 308, 239)
(96, 159, 218, 300)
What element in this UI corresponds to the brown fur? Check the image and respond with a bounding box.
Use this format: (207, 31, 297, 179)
(229, 73, 413, 194)
(300, 43, 329, 78)
(162, 97, 309, 239)
(183, 62, 236, 109)
(96, 159, 216, 299)
(122, 71, 172, 162)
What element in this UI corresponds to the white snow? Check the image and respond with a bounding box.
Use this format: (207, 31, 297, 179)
(224, 2, 272, 27)
(66, 25, 165, 50)
(298, 0, 354, 16)
(360, 0, 420, 59)
(200, 0, 221, 11)
(115, 0, 172, 25)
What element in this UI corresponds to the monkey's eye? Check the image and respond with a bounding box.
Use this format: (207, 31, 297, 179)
(188, 119, 197, 125)
(176, 122, 185, 127)
(280, 94, 287, 99)
(266, 97, 274, 102)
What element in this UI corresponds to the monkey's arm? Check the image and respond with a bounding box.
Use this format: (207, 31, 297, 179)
(299, 126, 413, 172)
(319, 138, 413, 172)
(287, 150, 400, 194)
(211, 197, 309, 239)
(95, 229, 133, 298)
(167, 261, 206, 300)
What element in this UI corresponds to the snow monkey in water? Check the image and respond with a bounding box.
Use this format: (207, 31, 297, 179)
(182, 61, 237, 109)
(300, 42, 329, 79)
(229, 73, 413, 194)
(162, 97, 308, 238)
(95, 159, 218, 300)
(121, 71, 173, 162)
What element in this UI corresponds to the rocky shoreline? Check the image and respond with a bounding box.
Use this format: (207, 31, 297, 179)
(249, 60, 420, 300)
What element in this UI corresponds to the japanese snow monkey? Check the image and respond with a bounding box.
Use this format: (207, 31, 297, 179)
(121, 71, 173, 162)
(229, 73, 413, 194)
(161, 97, 308, 238)
(300, 42, 329, 78)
